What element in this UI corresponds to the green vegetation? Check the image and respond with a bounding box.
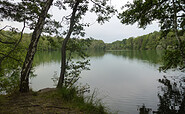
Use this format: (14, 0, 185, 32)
(1, 30, 184, 79)
(0, 0, 184, 113)
(3, 30, 183, 53)
(89, 39, 106, 50)
(106, 31, 185, 51)
(118, 1, 185, 113)
(58, 87, 107, 114)
(37, 35, 63, 51)
(0, 29, 108, 113)
(0, 30, 27, 94)
(0, 88, 108, 114)
(118, 0, 185, 72)
(0, 30, 63, 94)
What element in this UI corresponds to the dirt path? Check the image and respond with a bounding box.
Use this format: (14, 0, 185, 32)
(0, 88, 84, 114)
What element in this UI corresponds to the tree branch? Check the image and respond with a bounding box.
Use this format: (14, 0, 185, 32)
(177, 15, 184, 18)
(0, 52, 23, 63)
(0, 25, 12, 31)
(0, 21, 25, 63)
(0, 39, 15, 44)
(0, 27, 17, 44)
(177, 1, 185, 12)
(90, 0, 106, 10)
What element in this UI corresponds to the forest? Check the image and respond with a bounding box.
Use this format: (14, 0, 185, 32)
(1, 30, 184, 51)
(0, 0, 185, 113)
(106, 30, 185, 50)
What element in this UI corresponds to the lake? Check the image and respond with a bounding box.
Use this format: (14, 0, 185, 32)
(31, 50, 180, 114)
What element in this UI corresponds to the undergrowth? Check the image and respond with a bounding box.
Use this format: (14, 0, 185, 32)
(57, 87, 108, 114)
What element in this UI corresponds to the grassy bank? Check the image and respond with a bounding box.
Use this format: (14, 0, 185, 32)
(0, 88, 108, 114)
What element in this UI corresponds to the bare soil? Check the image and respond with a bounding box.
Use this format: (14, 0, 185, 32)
(0, 88, 84, 114)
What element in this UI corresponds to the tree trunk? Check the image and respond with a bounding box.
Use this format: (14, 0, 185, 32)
(57, 0, 80, 88)
(19, 0, 53, 93)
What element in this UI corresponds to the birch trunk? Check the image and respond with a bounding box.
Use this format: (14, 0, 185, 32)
(19, 0, 53, 92)
(57, 0, 80, 88)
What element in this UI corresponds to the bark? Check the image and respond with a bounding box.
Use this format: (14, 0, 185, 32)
(19, 0, 53, 93)
(57, 0, 80, 88)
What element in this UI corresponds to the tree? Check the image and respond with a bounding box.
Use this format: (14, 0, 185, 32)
(0, 30, 27, 94)
(20, 0, 54, 92)
(0, 0, 47, 92)
(56, 0, 115, 88)
(118, 0, 185, 71)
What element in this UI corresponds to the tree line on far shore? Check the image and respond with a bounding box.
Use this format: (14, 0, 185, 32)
(2, 30, 184, 52)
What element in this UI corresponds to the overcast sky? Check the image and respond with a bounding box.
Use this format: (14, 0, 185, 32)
(0, 0, 160, 43)
(82, 0, 160, 43)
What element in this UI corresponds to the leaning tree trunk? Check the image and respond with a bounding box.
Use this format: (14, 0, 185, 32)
(19, 0, 53, 93)
(57, 1, 80, 88)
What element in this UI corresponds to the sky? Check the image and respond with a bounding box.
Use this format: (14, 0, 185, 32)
(0, 0, 160, 43)
(82, 0, 160, 43)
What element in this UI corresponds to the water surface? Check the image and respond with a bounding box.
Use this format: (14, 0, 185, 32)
(31, 50, 174, 114)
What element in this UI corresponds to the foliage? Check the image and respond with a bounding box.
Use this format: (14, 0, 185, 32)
(0, 0, 60, 32)
(118, 0, 184, 32)
(58, 87, 107, 114)
(106, 31, 185, 51)
(0, 68, 20, 94)
(0, 30, 27, 94)
(89, 38, 106, 50)
(64, 38, 91, 88)
(118, 0, 185, 72)
(56, 0, 116, 88)
(0, 30, 61, 94)
(37, 35, 63, 51)
(0, 0, 62, 92)
(157, 76, 185, 114)
(137, 104, 152, 114)
(159, 48, 185, 72)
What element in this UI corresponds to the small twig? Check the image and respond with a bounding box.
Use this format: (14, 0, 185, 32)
(21, 104, 40, 107)
(46, 105, 70, 110)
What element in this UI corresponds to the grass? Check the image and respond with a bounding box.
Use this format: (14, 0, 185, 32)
(0, 87, 108, 114)
(56, 87, 108, 114)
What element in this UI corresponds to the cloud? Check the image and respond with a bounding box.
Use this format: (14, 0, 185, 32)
(0, 0, 160, 43)
(84, 16, 160, 43)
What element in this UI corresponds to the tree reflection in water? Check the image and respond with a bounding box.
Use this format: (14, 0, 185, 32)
(138, 75, 185, 114)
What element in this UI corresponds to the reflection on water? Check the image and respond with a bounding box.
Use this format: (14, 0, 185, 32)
(33, 50, 163, 66)
(108, 50, 163, 65)
(32, 50, 183, 114)
(138, 75, 185, 114)
(33, 49, 106, 66)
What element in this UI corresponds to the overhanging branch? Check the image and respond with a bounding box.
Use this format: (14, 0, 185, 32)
(0, 25, 12, 31)
(0, 20, 25, 63)
(0, 39, 15, 44)
(0, 52, 23, 63)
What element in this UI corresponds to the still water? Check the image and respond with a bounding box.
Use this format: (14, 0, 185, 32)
(31, 50, 177, 114)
